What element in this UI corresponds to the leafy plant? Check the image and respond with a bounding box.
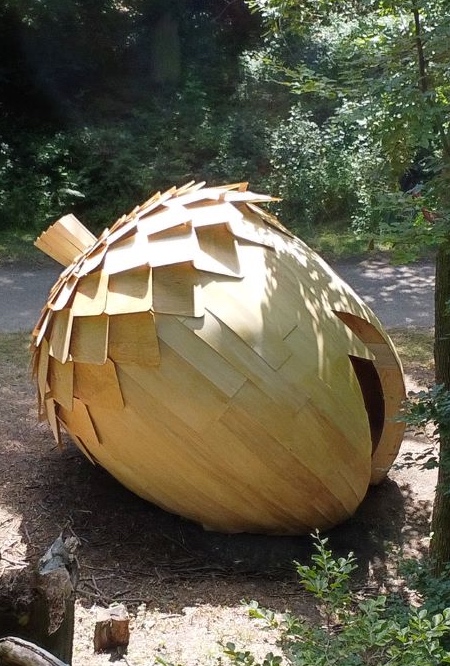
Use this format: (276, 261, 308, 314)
(398, 385, 450, 490)
(401, 557, 450, 619)
(224, 533, 450, 666)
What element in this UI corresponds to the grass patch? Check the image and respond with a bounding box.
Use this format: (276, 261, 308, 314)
(0, 332, 32, 371)
(307, 230, 379, 260)
(389, 328, 434, 378)
(0, 230, 53, 266)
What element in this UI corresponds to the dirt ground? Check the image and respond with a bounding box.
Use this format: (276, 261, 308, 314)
(0, 329, 437, 666)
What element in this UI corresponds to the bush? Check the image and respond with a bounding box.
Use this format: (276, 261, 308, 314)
(224, 533, 450, 666)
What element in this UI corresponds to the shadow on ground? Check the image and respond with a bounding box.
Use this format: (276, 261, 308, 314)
(0, 332, 433, 615)
(1, 425, 432, 613)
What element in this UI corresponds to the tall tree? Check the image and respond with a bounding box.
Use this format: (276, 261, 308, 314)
(248, 0, 450, 571)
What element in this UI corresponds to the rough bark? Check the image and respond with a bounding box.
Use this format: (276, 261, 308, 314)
(430, 244, 450, 573)
(0, 535, 79, 664)
(93, 604, 130, 653)
(0, 636, 68, 666)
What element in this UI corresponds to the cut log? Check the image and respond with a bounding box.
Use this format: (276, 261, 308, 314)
(0, 636, 68, 666)
(93, 604, 130, 653)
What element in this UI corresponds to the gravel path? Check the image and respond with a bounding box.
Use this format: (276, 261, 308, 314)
(0, 256, 435, 333)
(334, 256, 434, 329)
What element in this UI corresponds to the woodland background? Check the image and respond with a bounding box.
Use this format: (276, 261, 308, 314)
(0, 0, 397, 246)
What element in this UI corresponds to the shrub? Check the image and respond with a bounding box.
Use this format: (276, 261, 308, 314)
(224, 533, 450, 666)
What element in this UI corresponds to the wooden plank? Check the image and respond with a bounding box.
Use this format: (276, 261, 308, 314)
(44, 222, 86, 260)
(47, 276, 65, 300)
(202, 277, 291, 370)
(367, 342, 400, 367)
(187, 201, 243, 228)
(108, 312, 160, 366)
(37, 338, 50, 402)
(48, 222, 90, 260)
(230, 378, 369, 513)
(203, 242, 296, 339)
(49, 309, 73, 363)
(138, 205, 191, 236)
(155, 313, 246, 397)
(49, 357, 74, 411)
(34, 232, 76, 267)
(103, 233, 148, 275)
(120, 339, 229, 433)
(129, 186, 176, 223)
(75, 244, 108, 277)
(173, 181, 196, 195)
(222, 190, 274, 203)
(370, 360, 406, 484)
(84, 396, 249, 530)
(106, 219, 138, 246)
(35, 308, 53, 346)
(183, 310, 299, 412)
(74, 359, 124, 409)
(48, 274, 79, 311)
(33, 306, 51, 341)
(95, 367, 279, 531)
(163, 184, 221, 207)
(278, 348, 373, 458)
(71, 270, 108, 317)
(201, 405, 341, 531)
(333, 310, 386, 343)
(30, 343, 39, 379)
(70, 433, 97, 464)
(105, 266, 152, 315)
(246, 202, 294, 237)
(193, 223, 242, 277)
(70, 314, 109, 365)
(146, 224, 198, 267)
(59, 398, 101, 447)
(152, 263, 203, 316)
(45, 396, 62, 447)
(228, 206, 278, 248)
(57, 213, 97, 249)
(210, 181, 248, 193)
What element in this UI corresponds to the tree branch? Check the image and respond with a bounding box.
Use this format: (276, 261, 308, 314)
(413, 6, 427, 94)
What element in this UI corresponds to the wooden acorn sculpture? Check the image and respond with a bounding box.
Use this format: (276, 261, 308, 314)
(32, 182, 406, 534)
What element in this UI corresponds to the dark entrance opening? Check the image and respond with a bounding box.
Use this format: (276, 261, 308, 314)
(349, 355, 385, 454)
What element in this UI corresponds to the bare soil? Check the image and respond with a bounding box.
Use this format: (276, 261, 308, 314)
(0, 330, 437, 666)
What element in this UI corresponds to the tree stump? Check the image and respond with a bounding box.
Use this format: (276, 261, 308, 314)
(93, 604, 130, 653)
(0, 534, 79, 664)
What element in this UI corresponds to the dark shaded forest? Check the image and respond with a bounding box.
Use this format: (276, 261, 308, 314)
(0, 0, 366, 239)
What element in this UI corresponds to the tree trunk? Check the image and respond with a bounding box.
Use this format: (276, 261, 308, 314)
(0, 535, 79, 664)
(430, 244, 450, 573)
(149, 13, 181, 85)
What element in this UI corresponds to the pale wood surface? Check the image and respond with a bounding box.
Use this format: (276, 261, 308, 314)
(31, 182, 406, 534)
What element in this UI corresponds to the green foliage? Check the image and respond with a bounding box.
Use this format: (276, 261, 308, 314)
(294, 531, 357, 614)
(249, 0, 450, 238)
(401, 557, 450, 618)
(223, 643, 282, 666)
(0, 131, 84, 232)
(398, 385, 450, 491)
(403, 385, 450, 442)
(248, 0, 450, 574)
(224, 533, 450, 666)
